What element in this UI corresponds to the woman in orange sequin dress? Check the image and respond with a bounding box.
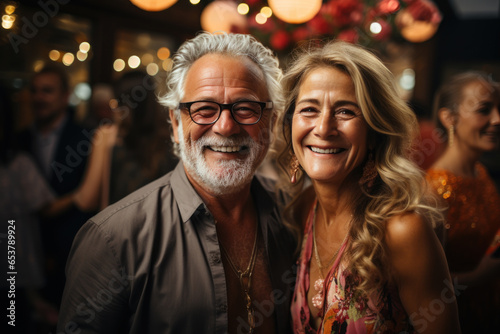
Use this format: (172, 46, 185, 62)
(426, 72, 500, 333)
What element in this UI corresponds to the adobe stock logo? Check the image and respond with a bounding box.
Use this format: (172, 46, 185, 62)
(8, 0, 70, 54)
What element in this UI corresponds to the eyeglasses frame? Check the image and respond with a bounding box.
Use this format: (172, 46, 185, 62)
(178, 100, 273, 125)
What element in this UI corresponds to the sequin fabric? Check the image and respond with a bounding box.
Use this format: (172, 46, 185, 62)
(426, 163, 500, 272)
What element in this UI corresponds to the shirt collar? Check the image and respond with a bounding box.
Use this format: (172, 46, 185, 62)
(170, 162, 205, 224)
(170, 162, 276, 226)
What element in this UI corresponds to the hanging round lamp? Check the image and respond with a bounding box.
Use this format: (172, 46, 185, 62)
(129, 0, 178, 12)
(201, 0, 247, 33)
(395, 0, 441, 43)
(268, 0, 322, 24)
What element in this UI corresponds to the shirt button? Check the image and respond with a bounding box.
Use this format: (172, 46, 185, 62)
(211, 252, 221, 264)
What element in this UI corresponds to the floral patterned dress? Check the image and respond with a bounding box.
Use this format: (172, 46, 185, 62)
(291, 203, 414, 334)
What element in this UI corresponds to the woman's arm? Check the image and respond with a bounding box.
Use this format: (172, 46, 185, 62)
(453, 232, 500, 287)
(38, 192, 75, 218)
(73, 124, 117, 212)
(385, 213, 461, 334)
(453, 255, 500, 287)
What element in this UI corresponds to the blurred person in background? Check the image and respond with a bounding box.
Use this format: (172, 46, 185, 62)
(1, 85, 68, 333)
(426, 71, 500, 333)
(73, 70, 178, 211)
(16, 65, 94, 311)
(81, 83, 115, 130)
(408, 99, 446, 171)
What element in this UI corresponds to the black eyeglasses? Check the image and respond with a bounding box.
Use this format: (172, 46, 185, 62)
(178, 100, 273, 125)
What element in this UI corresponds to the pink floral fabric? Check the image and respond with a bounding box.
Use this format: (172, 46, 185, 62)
(291, 202, 414, 333)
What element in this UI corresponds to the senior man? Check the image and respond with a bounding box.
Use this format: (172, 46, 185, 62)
(57, 32, 296, 334)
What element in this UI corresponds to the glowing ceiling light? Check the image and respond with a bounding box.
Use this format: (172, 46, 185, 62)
(129, 0, 178, 12)
(268, 0, 321, 24)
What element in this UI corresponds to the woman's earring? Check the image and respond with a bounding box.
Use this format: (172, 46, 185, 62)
(290, 155, 300, 184)
(359, 152, 377, 191)
(448, 125, 454, 147)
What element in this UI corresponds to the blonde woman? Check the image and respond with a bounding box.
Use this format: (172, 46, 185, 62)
(274, 40, 460, 333)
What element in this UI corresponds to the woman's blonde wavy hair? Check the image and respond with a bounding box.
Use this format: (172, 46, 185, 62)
(273, 40, 444, 297)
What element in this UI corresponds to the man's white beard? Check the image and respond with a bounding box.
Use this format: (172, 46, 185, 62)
(177, 118, 264, 196)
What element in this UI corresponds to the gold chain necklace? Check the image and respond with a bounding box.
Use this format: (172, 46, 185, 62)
(219, 221, 259, 334)
(311, 205, 350, 310)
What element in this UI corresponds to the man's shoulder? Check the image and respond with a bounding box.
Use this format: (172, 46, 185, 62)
(91, 172, 176, 230)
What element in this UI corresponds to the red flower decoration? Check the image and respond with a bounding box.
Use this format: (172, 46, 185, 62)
(377, 0, 401, 14)
(245, 0, 442, 53)
(270, 30, 291, 51)
(407, 0, 442, 23)
(322, 0, 364, 28)
(292, 27, 312, 42)
(245, 0, 260, 6)
(307, 14, 333, 35)
(337, 29, 359, 43)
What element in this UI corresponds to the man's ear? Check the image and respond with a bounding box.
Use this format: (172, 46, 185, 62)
(169, 109, 180, 143)
(438, 108, 455, 129)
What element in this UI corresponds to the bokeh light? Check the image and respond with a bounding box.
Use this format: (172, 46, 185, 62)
(237, 3, 249, 15)
(128, 55, 141, 69)
(79, 42, 90, 53)
(255, 13, 267, 24)
(260, 6, 272, 18)
(146, 63, 159, 76)
(141, 53, 154, 65)
(157, 47, 170, 60)
(113, 59, 126, 72)
(75, 83, 92, 100)
(76, 51, 88, 61)
(370, 22, 382, 34)
(62, 52, 75, 66)
(49, 50, 60, 61)
(162, 58, 173, 71)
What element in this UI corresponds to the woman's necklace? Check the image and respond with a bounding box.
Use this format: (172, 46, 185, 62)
(220, 221, 259, 334)
(311, 205, 350, 310)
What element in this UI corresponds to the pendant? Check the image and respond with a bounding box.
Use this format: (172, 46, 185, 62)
(312, 278, 324, 309)
(245, 291, 255, 332)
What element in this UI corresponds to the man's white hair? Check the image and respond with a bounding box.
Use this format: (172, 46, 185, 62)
(158, 32, 283, 156)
